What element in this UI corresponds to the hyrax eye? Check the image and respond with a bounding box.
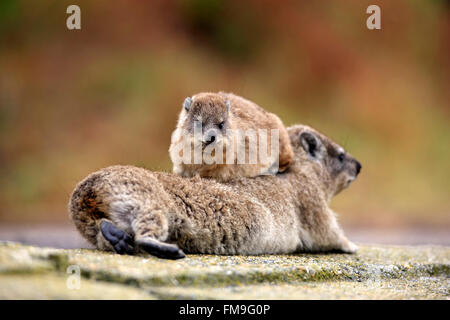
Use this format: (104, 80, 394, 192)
(338, 153, 345, 162)
(218, 122, 225, 129)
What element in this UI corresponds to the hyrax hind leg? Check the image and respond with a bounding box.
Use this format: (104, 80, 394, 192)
(132, 209, 185, 260)
(100, 219, 134, 255)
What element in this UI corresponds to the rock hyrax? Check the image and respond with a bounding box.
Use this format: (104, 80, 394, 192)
(69, 125, 362, 259)
(169, 92, 294, 181)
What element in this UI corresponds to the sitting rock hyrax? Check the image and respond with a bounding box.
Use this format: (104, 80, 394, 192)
(169, 92, 294, 181)
(69, 125, 362, 259)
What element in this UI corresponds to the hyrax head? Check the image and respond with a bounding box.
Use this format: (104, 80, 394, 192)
(288, 125, 362, 197)
(181, 93, 232, 148)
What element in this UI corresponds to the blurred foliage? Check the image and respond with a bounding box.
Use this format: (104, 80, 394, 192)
(0, 0, 20, 34)
(179, 0, 263, 60)
(0, 0, 449, 227)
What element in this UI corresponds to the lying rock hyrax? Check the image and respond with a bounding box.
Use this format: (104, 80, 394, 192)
(69, 125, 362, 259)
(169, 92, 294, 181)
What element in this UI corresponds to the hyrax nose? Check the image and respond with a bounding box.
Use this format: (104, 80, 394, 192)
(207, 135, 215, 144)
(355, 161, 362, 175)
(203, 131, 216, 146)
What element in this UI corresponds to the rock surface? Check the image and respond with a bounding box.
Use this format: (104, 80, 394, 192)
(0, 241, 448, 299)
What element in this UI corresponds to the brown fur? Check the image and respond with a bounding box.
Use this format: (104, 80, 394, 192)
(169, 92, 294, 181)
(69, 125, 361, 256)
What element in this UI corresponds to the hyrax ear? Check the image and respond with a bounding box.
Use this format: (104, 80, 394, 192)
(183, 97, 193, 112)
(225, 99, 231, 112)
(300, 131, 323, 159)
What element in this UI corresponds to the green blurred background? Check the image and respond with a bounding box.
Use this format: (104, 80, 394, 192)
(0, 0, 449, 232)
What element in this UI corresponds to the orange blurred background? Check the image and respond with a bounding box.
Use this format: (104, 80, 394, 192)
(0, 0, 449, 242)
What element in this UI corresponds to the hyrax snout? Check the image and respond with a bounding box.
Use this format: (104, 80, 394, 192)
(169, 92, 294, 181)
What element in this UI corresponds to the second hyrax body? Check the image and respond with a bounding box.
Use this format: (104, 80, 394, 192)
(69, 125, 362, 259)
(169, 92, 294, 181)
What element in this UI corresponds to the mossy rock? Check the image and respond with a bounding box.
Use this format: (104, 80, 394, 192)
(0, 274, 154, 299)
(0, 241, 449, 299)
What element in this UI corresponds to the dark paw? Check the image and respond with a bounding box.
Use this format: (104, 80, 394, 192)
(136, 239, 185, 260)
(100, 221, 134, 255)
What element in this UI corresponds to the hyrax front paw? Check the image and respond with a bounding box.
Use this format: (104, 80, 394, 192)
(339, 240, 358, 254)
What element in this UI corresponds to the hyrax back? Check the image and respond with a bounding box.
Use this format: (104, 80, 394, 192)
(169, 92, 294, 181)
